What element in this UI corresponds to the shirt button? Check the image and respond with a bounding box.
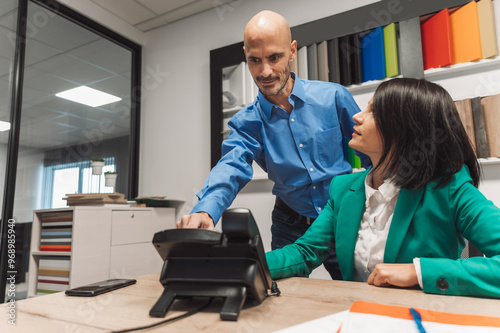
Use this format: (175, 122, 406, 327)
(436, 278, 449, 291)
(291, 118, 295, 122)
(299, 143, 303, 148)
(310, 168, 314, 172)
(318, 207, 322, 211)
(313, 186, 316, 190)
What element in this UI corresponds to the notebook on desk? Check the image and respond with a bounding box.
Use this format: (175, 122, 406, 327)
(340, 301, 500, 332)
(276, 301, 500, 333)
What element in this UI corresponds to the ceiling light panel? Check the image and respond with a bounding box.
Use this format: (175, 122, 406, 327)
(0, 121, 11, 132)
(56, 86, 122, 107)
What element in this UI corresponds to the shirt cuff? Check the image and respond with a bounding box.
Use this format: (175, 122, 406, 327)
(413, 257, 423, 289)
(191, 200, 222, 225)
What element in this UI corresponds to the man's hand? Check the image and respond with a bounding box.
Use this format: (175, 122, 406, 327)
(367, 263, 418, 288)
(176, 212, 215, 229)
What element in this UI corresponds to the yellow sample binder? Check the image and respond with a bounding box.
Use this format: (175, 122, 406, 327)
(383, 23, 399, 77)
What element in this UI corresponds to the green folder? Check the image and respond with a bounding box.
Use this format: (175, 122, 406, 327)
(383, 23, 399, 77)
(345, 140, 361, 169)
(346, 140, 362, 169)
(346, 142, 355, 168)
(353, 154, 362, 169)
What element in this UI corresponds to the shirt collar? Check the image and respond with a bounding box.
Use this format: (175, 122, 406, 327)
(364, 171, 400, 203)
(258, 71, 306, 120)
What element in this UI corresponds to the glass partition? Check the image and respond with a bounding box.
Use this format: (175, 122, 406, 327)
(0, 0, 141, 302)
(13, 0, 134, 220)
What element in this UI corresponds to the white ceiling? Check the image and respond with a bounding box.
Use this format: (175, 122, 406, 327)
(87, 0, 238, 32)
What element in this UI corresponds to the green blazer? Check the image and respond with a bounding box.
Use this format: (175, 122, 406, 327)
(266, 166, 500, 298)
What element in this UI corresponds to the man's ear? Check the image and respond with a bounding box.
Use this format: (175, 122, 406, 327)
(290, 40, 297, 63)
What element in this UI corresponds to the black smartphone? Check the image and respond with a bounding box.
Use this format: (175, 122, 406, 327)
(65, 278, 137, 297)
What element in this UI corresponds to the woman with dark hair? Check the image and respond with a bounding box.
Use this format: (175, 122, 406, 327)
(266, 78, 500, 298)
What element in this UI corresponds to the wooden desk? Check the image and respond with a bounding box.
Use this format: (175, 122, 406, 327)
(4, 273, 500, 332)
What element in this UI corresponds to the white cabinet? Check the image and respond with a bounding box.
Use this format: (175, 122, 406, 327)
(28, 206, 174, 297)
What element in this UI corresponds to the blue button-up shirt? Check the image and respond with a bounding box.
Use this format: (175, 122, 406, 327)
(192, 72, 369, 224)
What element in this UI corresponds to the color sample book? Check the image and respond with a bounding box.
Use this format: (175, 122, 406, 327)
(383, 23, 399, 77)
(477, 0, 498, 59)
(37, 256, 70, 295)
(454, 99, 476, 152)
(471, 97, 490, 158)
(327, 38, 341, 84)
(481, 94, 500, 157)
(339, 35, 353, 86)
(449, 1, 482, 64)
(361, 27, 386, 82)
(421, 8, 453, 70)
(298, 46, 308, 80)
(317, 41, 329, 82)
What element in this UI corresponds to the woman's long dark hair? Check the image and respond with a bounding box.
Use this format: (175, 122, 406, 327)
(372, 78, 480, 189)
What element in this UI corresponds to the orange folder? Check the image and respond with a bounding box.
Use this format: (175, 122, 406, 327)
(449, 1, 483, 65)
(340, 301, 500, 332)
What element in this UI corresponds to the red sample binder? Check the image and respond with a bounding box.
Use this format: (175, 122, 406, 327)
(420, 8, 453, 70)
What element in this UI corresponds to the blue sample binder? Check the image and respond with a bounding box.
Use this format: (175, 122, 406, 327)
(361, 26, 386, 82)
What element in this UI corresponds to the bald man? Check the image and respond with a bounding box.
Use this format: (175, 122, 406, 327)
(177, 10, 369, 280)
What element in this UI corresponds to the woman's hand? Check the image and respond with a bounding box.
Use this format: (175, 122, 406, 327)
(367, 263, 419, 288)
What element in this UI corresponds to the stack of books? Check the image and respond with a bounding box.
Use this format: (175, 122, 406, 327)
(40, 211, 72, 252)
(37, 256, 70, 295)
(63, 192, 127, 206)
(455, 93, 500, 159)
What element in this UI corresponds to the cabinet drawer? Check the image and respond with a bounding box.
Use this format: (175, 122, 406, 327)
(111, 210, 151, 245)
(109, 243, 163, 278)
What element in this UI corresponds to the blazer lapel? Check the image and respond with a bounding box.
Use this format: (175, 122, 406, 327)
(383, 187, 424, 263)
(335, 174, 366, 280)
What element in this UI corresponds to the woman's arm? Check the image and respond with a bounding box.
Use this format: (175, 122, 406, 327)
(265, 196, 337, 279)
(420, 181, 500, 297)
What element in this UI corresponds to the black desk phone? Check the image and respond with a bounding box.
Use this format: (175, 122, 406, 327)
(149, 208, 273, 321)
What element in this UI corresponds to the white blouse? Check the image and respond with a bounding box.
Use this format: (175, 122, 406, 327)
(352, 172, 424, 288)
(353, 172, 400, 282)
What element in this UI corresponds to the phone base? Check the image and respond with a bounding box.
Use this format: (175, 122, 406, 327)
(149, 282, 246, 321)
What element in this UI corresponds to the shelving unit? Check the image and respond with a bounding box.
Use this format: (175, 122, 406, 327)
(28, 206, 175, 297)
(221, 61, 258, 139)
(347, 56, 500, 95)
(479, 157, 500, 165)
(424, 56, 500, 79)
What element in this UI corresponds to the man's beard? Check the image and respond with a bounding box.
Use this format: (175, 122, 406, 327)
(256, 64, 291, 97)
